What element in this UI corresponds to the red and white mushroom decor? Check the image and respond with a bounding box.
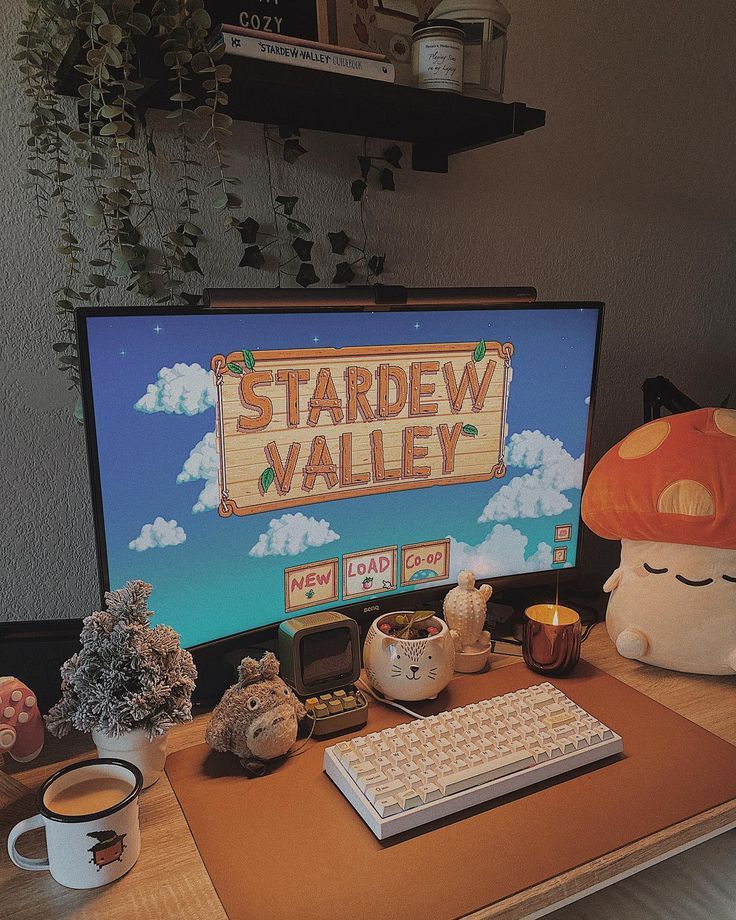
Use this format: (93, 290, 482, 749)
(582, 407, 736, 675)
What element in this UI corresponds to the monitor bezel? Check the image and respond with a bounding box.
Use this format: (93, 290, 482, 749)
(76, 299, 604, 653)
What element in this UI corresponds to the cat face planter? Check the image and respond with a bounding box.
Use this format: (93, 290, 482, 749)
(363, 614, 455, 701)
(582, 408, 736, 675)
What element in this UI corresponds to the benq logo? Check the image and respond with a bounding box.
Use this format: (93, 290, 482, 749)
(363, 604, 380, 614)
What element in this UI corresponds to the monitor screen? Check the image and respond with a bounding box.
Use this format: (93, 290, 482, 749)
(79, 303, 601, 648)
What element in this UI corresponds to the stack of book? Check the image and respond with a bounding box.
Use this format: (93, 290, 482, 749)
(207, 25, 395, 83)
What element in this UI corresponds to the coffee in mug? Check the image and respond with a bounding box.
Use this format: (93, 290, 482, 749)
(45, 776, 133, 816)
(7, 758, 142, 889)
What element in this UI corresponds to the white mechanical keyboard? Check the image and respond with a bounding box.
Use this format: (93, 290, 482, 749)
(323, 682, 622, 839)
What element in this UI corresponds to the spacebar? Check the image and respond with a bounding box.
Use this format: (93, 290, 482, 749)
(440, 751, 535, 796)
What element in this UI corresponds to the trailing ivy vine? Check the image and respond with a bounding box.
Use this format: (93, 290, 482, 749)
(16, 0, 400, 403)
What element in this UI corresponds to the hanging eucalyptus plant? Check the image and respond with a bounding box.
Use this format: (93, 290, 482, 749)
(16, 0, 399, 397)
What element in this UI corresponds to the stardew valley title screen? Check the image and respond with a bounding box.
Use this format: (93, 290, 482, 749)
(82, 306, 600, 647)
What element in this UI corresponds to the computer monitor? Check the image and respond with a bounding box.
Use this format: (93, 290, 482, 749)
(76, 297, 601, 667)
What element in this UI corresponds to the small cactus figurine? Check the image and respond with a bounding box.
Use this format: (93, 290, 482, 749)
(443, 571, 493, 672)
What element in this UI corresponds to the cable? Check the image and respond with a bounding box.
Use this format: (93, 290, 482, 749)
(287, 707, 317, 758)
(356, 679, 427, 721)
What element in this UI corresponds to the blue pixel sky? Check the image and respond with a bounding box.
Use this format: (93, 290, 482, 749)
(84, 306, 599, 647)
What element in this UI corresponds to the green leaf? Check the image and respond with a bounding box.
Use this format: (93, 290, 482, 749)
(238, 217, 260, 244)
(351, 179, 367, 202)
(260, 466, 275, 494)
(473, 339, 487, 362)
(181, 253, 203, 275)
(380, 168, 395, 191)
(283, 138, 307, 164)
(275, 195, 298, 215)
(328, 230, 349, 254)
(181, 292, 203, 306)
(98, 23, 122, 43)
(286, 218, 311, 236)
(296, 263, 319, 288)
(226, 362, 244, 375)
(242, 349, 256, 371)
(332, 261, 355, 285)
(213, 112, 233, 129)
(292, 237, 313, 262)
(462, 424, 479, 437)
(368, 254, 385, 276)
(239, 245, 265, 269)
(383, 144, 403, 168)
(191, 52, 212, 73)
(129, 12, 152, 34)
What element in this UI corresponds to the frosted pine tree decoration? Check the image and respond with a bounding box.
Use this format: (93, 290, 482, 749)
(46, 581, 197, 741)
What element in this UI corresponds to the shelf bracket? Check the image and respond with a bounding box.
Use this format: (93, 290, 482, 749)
(412, 144, 449, 174)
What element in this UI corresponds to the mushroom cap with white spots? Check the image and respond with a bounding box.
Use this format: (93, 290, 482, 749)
(582, 408, 736, 549)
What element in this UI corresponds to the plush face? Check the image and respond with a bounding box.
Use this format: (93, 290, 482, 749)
(230, 677, 301, 761)
(605, 539, 736, 674)
(205, 653, 306, 769)
(363, 618, 455, 701)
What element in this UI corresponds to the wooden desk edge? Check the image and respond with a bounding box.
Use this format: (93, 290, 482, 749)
(465, 799, 736, 920)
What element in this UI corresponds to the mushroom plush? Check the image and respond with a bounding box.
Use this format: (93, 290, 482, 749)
(582, 407, 736, 675)
(205, 652, 306, 776)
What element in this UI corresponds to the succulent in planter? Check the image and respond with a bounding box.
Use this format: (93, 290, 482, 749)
(46, 580, 196, 786)
(377, 610, 440, 639)
(364, 611, 456, 701)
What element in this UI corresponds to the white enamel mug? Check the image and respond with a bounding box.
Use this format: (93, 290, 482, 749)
(7, 758, 143, 889)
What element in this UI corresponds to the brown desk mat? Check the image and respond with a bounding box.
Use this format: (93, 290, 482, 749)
(166, 661, 736, 920)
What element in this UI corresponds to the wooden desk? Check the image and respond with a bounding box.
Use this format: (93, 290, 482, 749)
(2, 628, 734, 920)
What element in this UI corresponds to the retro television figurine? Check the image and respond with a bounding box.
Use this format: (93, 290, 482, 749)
(278, 611, 368, 736)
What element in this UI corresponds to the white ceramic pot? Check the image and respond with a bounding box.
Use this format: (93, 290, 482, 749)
(363, 613, 455, 701)
(91, 727, 168, 788)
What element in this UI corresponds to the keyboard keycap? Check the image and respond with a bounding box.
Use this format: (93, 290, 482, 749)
(374, 796, 401, 817)
(438, 751, 535, 796)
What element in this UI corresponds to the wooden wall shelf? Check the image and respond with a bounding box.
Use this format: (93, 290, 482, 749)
(58, 42, 545, 173)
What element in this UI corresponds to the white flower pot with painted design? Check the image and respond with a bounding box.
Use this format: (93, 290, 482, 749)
(91, 727, 168, 788)
(363, 613, 455, 701)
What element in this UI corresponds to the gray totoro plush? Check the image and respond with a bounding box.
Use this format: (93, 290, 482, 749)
(205, 652, 306, 777)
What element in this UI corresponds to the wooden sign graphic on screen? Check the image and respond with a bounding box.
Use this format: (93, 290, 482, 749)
(211, 341, 513, 517)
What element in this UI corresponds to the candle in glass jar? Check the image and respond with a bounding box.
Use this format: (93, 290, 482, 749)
(522, 604, 582, 676)
(412, 20, 465, 93)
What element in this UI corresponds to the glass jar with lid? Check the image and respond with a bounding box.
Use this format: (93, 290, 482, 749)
(429, 0, 511, 100)
(411, 19, 465, 93)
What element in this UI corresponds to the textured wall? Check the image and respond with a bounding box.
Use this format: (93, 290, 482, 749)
(2, 1, 735, 620)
